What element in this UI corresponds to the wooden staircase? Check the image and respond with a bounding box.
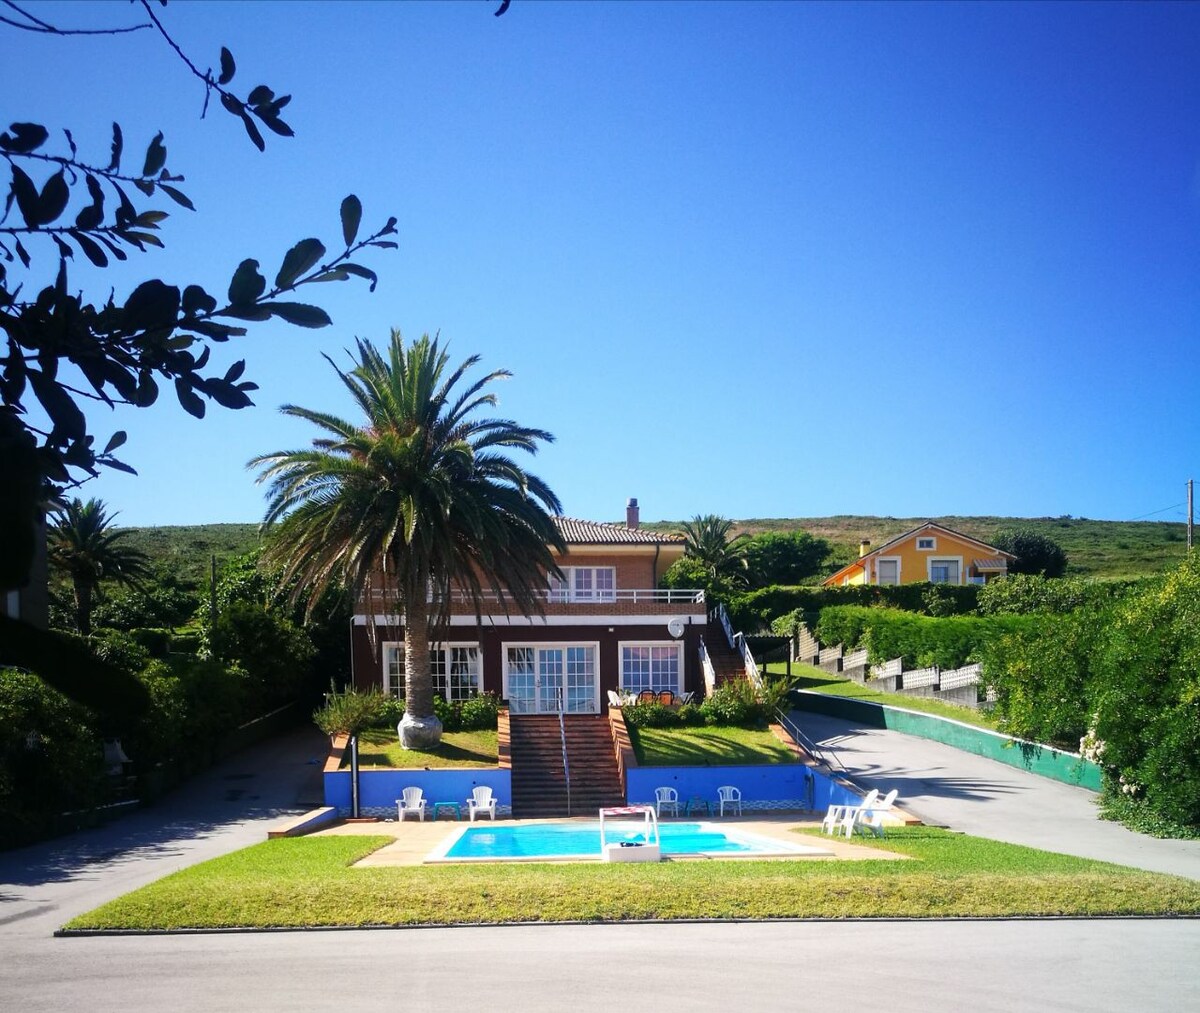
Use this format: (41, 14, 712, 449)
(705, 619, 747, 687)
(507, 715, 625, 818)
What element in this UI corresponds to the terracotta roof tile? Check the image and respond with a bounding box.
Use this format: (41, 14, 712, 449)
(554, 517, 684, 545)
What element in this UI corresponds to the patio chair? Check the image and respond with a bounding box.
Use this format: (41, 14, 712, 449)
(467, 784, 498, 822)
(607, 689, 624, 708)
(637, 690, 657, 704)
(841, 788, 898, 838)
(656, 690, 676, 706)
(717, 785, 742, 817)
(821, 789, 878, 835)
(679, 691, 694, 705)
(396, 786, 427, 822)
(654, 786, 680, 817)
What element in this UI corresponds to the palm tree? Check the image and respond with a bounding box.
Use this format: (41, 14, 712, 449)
(47, 498, 150, 637)
(678, 514, 748, 588)
(250, 330, 564, 748)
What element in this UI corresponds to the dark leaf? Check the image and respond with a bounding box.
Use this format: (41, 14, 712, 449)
(206, 379, 254, 409)
(142, 132, 167, 177)
(240, 112, 264, 151)
(220, 92, 244, 115)
(275, 238, 326, 289)
(95, 234, 128, 262)
(64, 128, 76, 158)
(187, 319, 246, 340)
(217, 304, 271, 322)
(104, 360, 138, 401)
(193, 345, 210, 371)
(182, 284, 217, 316)
(383, 215, 398, 234)
(52, 235, 73, 260)
(102, 430, 127, 454)
(119, 230, 164, 248)
(218, 46, 236, 86)
(37, 171, 69, 225)
(266, 302, 332, 328)
(14, 238, 29, 268)
(123, 279, 181, 331)
(175, 378, 206, 418)
(135, 373, 159, 407)
(69, 231, 108, 267)
(248, 84, 274, 105)
(10, 165, 40, 228)
(167, 336, 194, 350)
(112, 183, 136, 228)
(338, 262, 378, 292)
(259, 114, 294, 138)
(29, 370, 86, 438)
(133, 178, 155, 197)
(225, 359, 246, 382)
(75, 175, 104, 229)
(310, 269, 349, 283)
(103, 457, 137, 475)
(340, 195, 362, 247)
(228, 258, 266, 304)
(135, 210, 169, 228)
(160, 184, 194, 211)
(108, 122, 123, 172)
(370, 240, 399, 249)
(0, 122, 48, 154)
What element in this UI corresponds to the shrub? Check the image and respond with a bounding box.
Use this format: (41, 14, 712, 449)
(622, 701, 681, 729)
(209, 601, 316, 710)
(89, 629, 150, 673)
(313, 685, 386, 738)
(992, 528, 1068, 577)
(128, 627, 172, 658)
(759, 583, 981, 636)
(975, 573, 1138, 616)
(699, 679, 768, 727)
(458, 692, 500, 731)
(376, 696, 405, 729)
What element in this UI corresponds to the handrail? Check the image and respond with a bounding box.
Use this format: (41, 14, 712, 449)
(362, 587, 706, 609)
(698, 636, 717, 697)
(556, 688, 571, 816)
(735, 631, 762, 691)
(713, 602, 736, 649)
(774, 705, 844, 776)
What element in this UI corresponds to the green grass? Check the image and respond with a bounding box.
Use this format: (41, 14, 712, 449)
(769, 661, 1002, 731)
(628, 724, 799, 766)
(350, 728, 499, 768)
(62, 827, 1200, 931)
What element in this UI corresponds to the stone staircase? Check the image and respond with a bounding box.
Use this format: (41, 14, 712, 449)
(507, 715, 625, 818)
(704, 619, 747, 687)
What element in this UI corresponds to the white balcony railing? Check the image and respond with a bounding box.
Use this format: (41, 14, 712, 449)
(360, 587, 706, 611)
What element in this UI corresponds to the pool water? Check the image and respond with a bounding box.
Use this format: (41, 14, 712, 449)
(437, 821, 814, 861)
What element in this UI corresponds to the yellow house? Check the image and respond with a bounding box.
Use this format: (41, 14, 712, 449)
(822, 522, 1016, 587)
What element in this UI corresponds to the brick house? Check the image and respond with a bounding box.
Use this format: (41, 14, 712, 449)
(350, 499, 709, 714)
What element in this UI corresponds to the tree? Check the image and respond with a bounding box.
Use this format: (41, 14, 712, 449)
(993, 528, 1069, 578)
(250, 330, 564, 748)
(0, 2, 395, 717)
(677, 514, 749, 588)
(47, 498, 151, 637)
(742, 530, 830, 588)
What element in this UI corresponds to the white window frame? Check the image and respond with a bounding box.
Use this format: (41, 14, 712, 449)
(927, 557, 963, 585)
(381, 641, 482, 701)
(619, 641, 683, 697)
(502, 642, 600, 714)
(549, 567, 616, 603)
(916, 536, 936, 551)
(875, 557, 901, 586)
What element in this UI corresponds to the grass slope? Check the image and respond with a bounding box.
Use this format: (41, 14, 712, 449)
(118, 523, 261, 588)
(353, 728, 499, 768)
(628, 725, 799, 766)
(63, 828, 1200, 931)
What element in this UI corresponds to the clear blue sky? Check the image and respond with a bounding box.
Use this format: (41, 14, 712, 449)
(6, 1, 1199, 528)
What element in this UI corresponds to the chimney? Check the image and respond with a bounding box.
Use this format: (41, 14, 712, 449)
(626, 497, 640, 530)
(859, 539, 871, 558)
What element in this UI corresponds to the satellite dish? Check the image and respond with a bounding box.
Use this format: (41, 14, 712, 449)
(667, 617, 686, 639)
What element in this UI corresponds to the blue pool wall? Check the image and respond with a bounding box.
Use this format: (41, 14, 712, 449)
(626, 764, 859, 812)
(325, 768, 512, 819)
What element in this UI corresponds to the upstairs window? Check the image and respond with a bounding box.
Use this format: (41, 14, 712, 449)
(549, 567, 616, 602)
(916, 537, 936, 550)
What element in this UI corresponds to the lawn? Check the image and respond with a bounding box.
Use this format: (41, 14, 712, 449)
(349, 728, 499, 768)
(628, 724, 799, 766)
(61, 827, 1200, 931)
(769, 661, 1002, 731)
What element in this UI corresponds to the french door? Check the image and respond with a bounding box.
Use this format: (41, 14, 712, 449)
(506, 644, 598, 714)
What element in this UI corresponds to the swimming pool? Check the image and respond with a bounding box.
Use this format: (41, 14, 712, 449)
(428, 821, 827, 862)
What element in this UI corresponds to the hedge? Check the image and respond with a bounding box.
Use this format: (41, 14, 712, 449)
(746, 582, 980, 635)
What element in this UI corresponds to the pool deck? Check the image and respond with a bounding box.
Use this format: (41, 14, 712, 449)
(309, 813, 911, 867)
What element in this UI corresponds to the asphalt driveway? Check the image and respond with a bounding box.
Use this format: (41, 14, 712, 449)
(790, 707, 1200, 880)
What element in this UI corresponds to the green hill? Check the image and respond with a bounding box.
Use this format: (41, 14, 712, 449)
(639, 515, 1188, 580)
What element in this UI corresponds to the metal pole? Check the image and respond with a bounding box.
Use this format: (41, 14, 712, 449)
(350, 734, 360, 819)
(1188, 479, 1194, 553)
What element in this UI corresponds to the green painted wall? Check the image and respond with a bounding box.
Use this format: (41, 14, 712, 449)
(793, 690, 1103, 791)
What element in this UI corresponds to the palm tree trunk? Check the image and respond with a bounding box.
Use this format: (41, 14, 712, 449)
(73, 575, 93, 637)
(398, 571, 443, 749)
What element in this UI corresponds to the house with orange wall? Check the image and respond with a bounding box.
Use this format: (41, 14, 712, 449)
(822, 521, 1015, 587)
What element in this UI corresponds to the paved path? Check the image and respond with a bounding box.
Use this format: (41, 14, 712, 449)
(791, 708, 1200, 880)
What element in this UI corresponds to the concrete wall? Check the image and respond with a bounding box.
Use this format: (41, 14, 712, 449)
(626, 763, 860, 813)
(324, 767, 513, 819)
(793, 690, 1103, 791)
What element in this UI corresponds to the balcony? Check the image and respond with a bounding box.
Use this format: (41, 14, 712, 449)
(357, 587, 706, 620)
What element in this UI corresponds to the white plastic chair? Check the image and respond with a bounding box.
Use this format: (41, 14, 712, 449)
(678, 691, 694, 705)
(467, 785, 497, 822)
(821, 789, 878, 835)
(717, 785, 742, 817)
(396, 786, 427, 822)
(654, 786, 679, 817)
(607, 689, 624, 708)
(842, 788, 898, 838)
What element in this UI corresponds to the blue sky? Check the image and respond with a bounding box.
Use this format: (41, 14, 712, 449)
(6, 1, 1199, 527)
